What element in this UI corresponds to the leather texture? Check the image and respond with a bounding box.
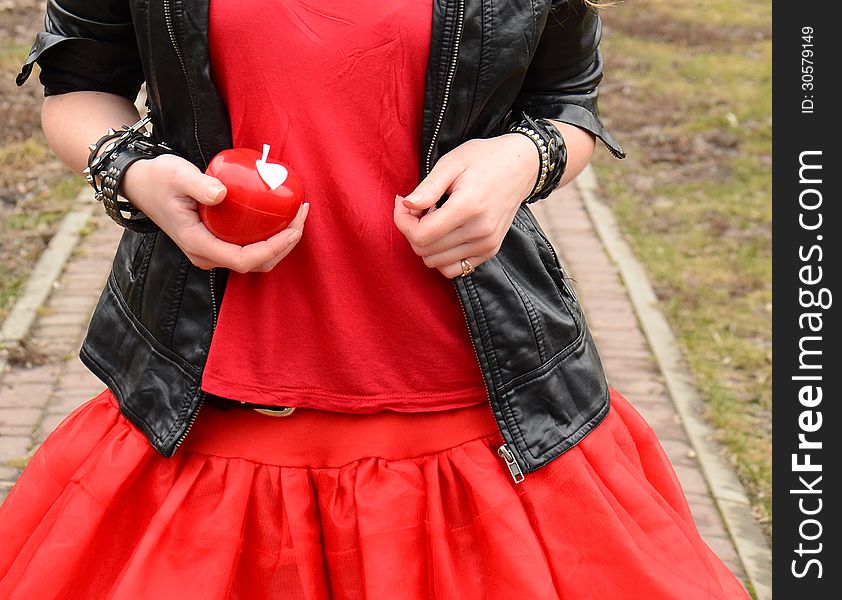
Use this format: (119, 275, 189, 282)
(18, 0, 626, 473)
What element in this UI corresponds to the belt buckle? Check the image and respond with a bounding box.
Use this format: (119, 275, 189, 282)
(253, 406, 296, 417)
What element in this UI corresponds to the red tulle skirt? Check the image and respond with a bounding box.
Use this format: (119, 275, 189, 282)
(0, 388, 748, 599)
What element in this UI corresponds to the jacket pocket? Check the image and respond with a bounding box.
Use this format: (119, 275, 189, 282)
(501, 338, 610, 465)
(510, 208, 583, 342)
(465, 211, 582, 387)
(518, 206, 580, 303)
(112, 229, 158, 317)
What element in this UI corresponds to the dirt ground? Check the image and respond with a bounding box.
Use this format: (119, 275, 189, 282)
(0, 0, 80, 322)
(594, 1, 773, 533)
(0, 1, 45, 143)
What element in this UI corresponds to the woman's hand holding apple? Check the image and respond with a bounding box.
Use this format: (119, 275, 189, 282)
(121, 153, 309, 273)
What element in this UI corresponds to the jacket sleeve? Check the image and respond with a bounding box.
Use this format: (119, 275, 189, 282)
(514, 1, 625, 158)
(16, 0, 145, 102)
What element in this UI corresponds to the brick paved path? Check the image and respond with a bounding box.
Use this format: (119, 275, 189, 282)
(0, 185, 744, 581)
(531, 187, 743, 578)
(0, 211, 120, 494)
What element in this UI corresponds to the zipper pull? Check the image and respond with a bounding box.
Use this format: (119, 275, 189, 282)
(497, 444, 525, 484)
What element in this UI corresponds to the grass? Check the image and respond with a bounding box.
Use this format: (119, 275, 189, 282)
(0, 41, 31, 71)
(0, 137, 49, 186)
(592, 0, 772, 534)
(0, 151, 83, 322)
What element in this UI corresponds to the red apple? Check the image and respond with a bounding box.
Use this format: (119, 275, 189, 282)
(199, 145, 304, 246)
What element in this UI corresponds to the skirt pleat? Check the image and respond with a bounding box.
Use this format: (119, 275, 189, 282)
(0, 388, 749, 599)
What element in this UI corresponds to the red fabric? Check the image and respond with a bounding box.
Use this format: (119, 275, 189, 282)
(0, 388, 749, 599)
(201, 0, 488, 411)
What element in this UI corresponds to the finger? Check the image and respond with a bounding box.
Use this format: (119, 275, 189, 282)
(255, 203, 310, 272)
(236, 202, 310, 270)
(182, 223, 302, 273)
(421, 242, 487, 269)
(394, 194, 421, 236)
(253, 201, 310, 269)
(255, 232, 303, 272)
(287, 201, 310, 232)
(405, 190, 476, 248)
(438, 255, 485, 280)
(232, 230, 305, 273)
(255, 256, 285, 273)
(402, 157, 464, 210)
(190, 202, 309, 272)
(179, 165, 227, 206)
(408, 221, 491, 256)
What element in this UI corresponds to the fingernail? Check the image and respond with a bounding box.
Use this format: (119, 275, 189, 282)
(207, 184, 225, 200)
(403, 194, 419, 206)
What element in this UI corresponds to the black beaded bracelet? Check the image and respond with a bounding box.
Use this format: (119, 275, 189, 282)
(84, 115, 175, 232)
(508, 113, 568, 204)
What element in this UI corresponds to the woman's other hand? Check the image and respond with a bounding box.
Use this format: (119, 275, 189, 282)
(394, 122, 594, 279)
(122, 154, 309, 273)
(393, 134, 536, 279)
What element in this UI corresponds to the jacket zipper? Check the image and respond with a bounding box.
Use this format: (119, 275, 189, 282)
(208, 268, 220, 329)
(163, 0, 208, 167)
(172, 392, 204, 454)
(453, 288, 525, 484)
(171, 269, 217, 454)
(600, 138, 625, 160)
(165, 0, 215, 453)
(425, 0, 525, 484)
(424, 0, 466, 175)
(498, 443, 525, 483)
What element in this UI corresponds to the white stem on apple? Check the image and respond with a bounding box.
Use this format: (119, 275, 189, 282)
(255, 144, 288, 190)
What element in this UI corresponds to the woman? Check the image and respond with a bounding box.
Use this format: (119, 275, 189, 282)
(1, 0, 749, 598)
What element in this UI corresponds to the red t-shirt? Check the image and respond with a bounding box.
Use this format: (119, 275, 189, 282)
(201, 0, 488, 412)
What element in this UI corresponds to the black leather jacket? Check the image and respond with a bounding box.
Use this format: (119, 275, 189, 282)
(18, 0, 625, 482)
